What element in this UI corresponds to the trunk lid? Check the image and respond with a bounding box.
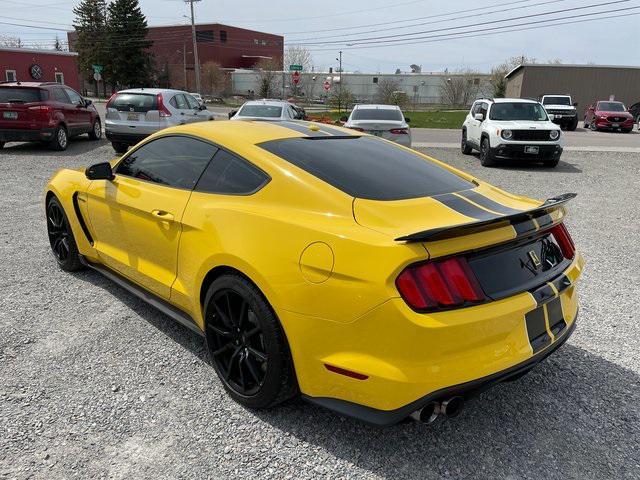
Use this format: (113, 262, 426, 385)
(0, 87, 47, 130)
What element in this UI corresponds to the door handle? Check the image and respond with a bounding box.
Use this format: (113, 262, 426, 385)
(151, 210, 174, 222)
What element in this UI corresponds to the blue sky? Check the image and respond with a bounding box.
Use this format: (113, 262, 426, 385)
(2, 0, 639, 73)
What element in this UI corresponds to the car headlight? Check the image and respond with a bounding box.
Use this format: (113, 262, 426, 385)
(550, 130, 560, 140)
(501, 129, 513, 140)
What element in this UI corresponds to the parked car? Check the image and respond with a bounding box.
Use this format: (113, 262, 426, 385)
(342, 104, 412, 147)
(45, 120, 582, 426)
(627, 101, 640, 130)
(540, 94, 578, 130)
(190, 92, 205, 107)
(583, 101, 634, 132)
(461, 98, 563, 167)
(0, 81, 101, 151)
(105, 88, 214, 153)
(229, 99, 305, 121)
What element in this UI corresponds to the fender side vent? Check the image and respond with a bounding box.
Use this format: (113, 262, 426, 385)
(72, 192, 94, 246)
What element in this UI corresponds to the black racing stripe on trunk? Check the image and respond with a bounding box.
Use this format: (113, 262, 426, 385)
(435, 193, 500, 221)
(457, 190, 523, 215)
(313, 123, 353, 136)
(531, 283, 555, 305)
(525, 306, 552, 353)
(546, 297, 567, 337)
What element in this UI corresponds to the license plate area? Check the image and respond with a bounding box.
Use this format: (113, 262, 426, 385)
(127, 112, 140, 121)
(468, 233, 569, 300)
(368, 130, 383, 136)
(3, 111, 18, 120)
(611, 123, 619, 128)
(524, 145, 539, 154)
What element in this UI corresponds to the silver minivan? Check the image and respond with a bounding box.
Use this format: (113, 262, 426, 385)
(105, 88, 214, 153)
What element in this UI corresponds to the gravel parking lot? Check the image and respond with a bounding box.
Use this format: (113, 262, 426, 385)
(1, 138, 639, 479)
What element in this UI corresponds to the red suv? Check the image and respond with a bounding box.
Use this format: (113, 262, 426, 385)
(584, 100, 634, 133)
(0, 82, 101, 150)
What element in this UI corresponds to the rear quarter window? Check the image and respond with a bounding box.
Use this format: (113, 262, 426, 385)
(258, 136, 473, 201)
(0, 88, 44, 103)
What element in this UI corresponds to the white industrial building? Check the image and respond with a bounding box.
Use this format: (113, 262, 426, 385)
(230, 70, 492, 106)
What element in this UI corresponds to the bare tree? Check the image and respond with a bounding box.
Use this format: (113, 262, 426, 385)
(439, 69, 483, 107)
(376, 78, 408, 107)
(0, 35, 22, 47)
(284, 45, 313, 71)
(489, 55, 536, 98)
(201, 61, 228, 95)
(255, 58, 281, 98)
(328, 84, 354, 112)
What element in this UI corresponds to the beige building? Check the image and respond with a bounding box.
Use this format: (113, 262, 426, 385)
(505, 64, 640, 114)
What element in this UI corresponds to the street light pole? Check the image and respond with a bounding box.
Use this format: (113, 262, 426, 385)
(186, 0, 202, 94)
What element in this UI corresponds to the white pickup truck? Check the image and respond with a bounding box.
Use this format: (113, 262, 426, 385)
(540, 95, 579, 131)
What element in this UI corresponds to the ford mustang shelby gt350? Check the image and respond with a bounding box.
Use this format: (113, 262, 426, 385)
(44, 120, 583, 426)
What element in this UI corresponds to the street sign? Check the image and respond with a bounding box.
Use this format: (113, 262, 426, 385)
(289, 64, 303, 71)
(323, 80, 331, 91)
(291, 70, 301, 85)
(92, 64, 103, 74)
(93, 72, 102, 82)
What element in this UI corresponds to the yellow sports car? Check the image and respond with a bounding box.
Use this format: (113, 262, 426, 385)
(44, 120, 583, 426)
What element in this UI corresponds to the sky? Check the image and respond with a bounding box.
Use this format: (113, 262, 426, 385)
(2, 0, 639, 73)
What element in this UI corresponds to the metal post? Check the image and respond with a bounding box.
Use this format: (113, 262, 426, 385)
(183, 43, 188, 90)
(186, 0, 202, 94)
(338, 50, 343, 112)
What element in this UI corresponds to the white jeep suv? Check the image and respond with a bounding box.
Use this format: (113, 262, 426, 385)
(461, 98, 563, 168)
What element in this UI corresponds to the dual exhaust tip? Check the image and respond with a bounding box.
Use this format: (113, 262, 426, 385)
(410, 396, 464, 424)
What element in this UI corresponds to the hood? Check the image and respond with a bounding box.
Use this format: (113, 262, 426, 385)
(596, 110, 632, 118)
(544, 104, 575, 110)
(491, 120, 558, 129)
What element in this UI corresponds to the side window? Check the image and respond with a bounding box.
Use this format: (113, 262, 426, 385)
(479, 102, 488, 119)
(65, 88, 83, 106)
(116, 136, 218, 190)
(195, 149, 269, 195)
(52, 87, 70, 103)
(184, 94, 200, 110)
(471, 102, 480, 115)
(172, 94, 188, 110)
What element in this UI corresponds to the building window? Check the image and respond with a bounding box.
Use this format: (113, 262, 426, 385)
(372, 77, 378, 84)
(196, 30, 214, 43)
(55, 72, 64, 84)
(220, 30, 227, 43)
(261, 40, 267, 46)
(254, 39, 259, 45)
(5, 70, 16, 82)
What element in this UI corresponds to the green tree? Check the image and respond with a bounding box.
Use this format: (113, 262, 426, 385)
(73, 0, 109, 92)
(107, 0, 153, 88)
(54, 36, 63, 51)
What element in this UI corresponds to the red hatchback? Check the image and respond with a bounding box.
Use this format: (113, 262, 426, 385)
(0, 82, 101, 150)
(584, 100, 634, 133)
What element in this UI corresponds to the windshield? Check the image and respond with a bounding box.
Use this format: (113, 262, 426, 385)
(489, 102, 548, 121)
(238, 105, 283, 118)
(598, 102, 625, 112)
(0, 88, 44, 103)
(351, 109, 403, 121)
(543, 96, 571, 106)
(258, 136, 473, 201)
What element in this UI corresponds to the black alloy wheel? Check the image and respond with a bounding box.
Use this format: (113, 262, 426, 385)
(480, 137, 496, 167)
(46, 197, 83, 271)
(207, 288, 268, 396)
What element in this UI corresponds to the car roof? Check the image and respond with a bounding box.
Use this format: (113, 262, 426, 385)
(491, 98, 539, 104)
(0, 81, 58, 88)
(241, 99, 291, 107)
(353, 104, 401, 110)
(116, 88, 184, 95)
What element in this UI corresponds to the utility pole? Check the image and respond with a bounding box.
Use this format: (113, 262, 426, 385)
(183, 43, 188, 90)
(186, 0, 202, 94)
(336, 50, 343, 112)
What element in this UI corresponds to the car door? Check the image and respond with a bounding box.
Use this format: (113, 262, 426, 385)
(50, 86, 78, 133)
(184, 93, 210, 123)
(64, 87, 91, 134)
(169, 93, 192, 125)
(85, 135, 218, 299)
(468, 102, 483, 145)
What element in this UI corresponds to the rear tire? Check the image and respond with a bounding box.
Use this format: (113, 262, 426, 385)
(88, 119, 102, 140)
(112, 142, 128, 154)
(204, 274, 297, 409)
(50, 125, 68, 151)
(543, 158, 560, 168)
(567, 118, 578, 131)
(0, 141, 4, 149)
(590, 122, 598, 131)
(479, 137, 496, 167)
(46, 196, 84, 272)
(461, 129, 473, 155)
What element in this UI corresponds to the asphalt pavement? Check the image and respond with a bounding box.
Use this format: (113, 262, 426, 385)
(1, 136, 638, 479)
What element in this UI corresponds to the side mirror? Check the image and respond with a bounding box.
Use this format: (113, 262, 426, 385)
(340, 116, 348, 122)
(548, 114, 555, 121)
(404, 117, 411, 123)
(86, 162, 114, 180)
(474, 113, 484, 121)
(84, 99, 92, 107)
(199, 104, 207, 111)
(573, 102, 578, 107)
(228, 110, 237, 119)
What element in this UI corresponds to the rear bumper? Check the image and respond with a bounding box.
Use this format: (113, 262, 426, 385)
(0, 127, 55, 143)
(492, 143, 563, 160)
(105, 130, 150, 145)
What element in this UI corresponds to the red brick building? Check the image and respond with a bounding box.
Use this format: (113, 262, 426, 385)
(67, 23, 283, 93)
(0, 48, 80, 90)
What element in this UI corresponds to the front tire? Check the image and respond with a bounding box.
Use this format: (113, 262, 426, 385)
(543, 158, 560, 168)
(50, 125, 68, 151)
(461, 129, 473, 154)
(88, 119, 102, 140)
(112, 142, 128, 154)
(479, 137, 496, 167)
(204, 274, 297, 409)
(46, 196, 84, 272)
(568, 118, 578, 131)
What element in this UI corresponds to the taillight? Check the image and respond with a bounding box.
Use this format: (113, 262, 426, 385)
(157, 93, 172, 117)
(28, 105, 53, 113)
(105, 93, 116, 109)
(550, 223, 575, 259)
(389, 128, 409, 134)
(396, 257, 485, 312)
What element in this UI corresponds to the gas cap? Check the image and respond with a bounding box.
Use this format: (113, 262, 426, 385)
(299, 242, 334, 283)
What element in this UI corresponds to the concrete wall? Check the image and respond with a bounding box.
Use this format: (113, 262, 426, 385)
(506, 65, 640, 114)
(231, 71, 492, 106)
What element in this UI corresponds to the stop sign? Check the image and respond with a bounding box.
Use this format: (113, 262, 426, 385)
(323, 80, 331, 91)
(291, 70, 301, 85)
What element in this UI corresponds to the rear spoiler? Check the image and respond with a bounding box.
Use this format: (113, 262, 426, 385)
(395, 193, 577, 243)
